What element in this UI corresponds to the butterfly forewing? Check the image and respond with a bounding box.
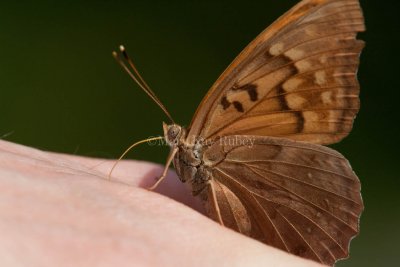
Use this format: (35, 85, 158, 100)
(187, 0, 365, 145)
(200, 136, 362, 265)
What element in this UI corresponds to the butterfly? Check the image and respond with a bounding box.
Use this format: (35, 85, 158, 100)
(113, 0, 365, 265)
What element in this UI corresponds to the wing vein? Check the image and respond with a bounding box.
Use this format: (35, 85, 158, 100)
(252, 195, 291, 252)
(223, 139, 345, 159)
(220, 121, 353, 137)
(269, 202, 325, 262)
(216, 167, 349, 254)
(245, 108, 359, 118)
(260, 85, 358, 101)
(260, 195, 345, 260)
(247, 162, 360, 198)
(226, 158, 357, 183)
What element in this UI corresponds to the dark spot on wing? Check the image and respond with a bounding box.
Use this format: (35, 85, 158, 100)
(233, 101, 244, 112)
(277, 86, 289, 110)
(221, 96, 231, 110)
(232, 83, 259, 102)
(248, 86, 258, 101)
(294, 111, 305, 132)
(277, 85, 304, 132)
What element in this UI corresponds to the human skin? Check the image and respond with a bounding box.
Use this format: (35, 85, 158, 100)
(0, 140, 324, 267)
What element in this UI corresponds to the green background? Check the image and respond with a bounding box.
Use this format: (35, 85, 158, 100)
(1, 0, 398, 265)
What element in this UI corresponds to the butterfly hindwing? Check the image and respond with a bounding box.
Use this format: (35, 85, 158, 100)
(200, 135, 362, 265)
(188, 0, 365, 145)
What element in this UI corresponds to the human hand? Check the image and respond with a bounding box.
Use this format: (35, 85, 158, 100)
(0, 140, 324, 267)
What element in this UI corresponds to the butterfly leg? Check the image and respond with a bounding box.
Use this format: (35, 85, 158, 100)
(148, 147, 178, 191)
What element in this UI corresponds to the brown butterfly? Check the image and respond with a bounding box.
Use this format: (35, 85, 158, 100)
(113, 0, 365, 265)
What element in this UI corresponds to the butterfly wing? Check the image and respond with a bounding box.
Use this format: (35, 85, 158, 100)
(198, 135, 362, 265)
(188, 0, 365, 145)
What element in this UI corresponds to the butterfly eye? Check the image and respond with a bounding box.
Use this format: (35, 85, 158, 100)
(169, 128, 177, 138)
(167, 125, 181, 144)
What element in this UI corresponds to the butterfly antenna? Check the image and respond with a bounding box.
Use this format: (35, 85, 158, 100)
(112, 46, 174, 123)
(108, 136, 164, 180)
(119, 45, 156, 98)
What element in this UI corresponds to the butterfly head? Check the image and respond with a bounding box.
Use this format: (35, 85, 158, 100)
(163, 122, 183, 147)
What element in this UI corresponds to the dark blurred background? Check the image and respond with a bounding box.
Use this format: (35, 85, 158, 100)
(0, 0, 398, 265)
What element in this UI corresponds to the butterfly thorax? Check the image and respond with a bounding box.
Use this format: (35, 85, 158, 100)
(163, 122, 219, 196)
